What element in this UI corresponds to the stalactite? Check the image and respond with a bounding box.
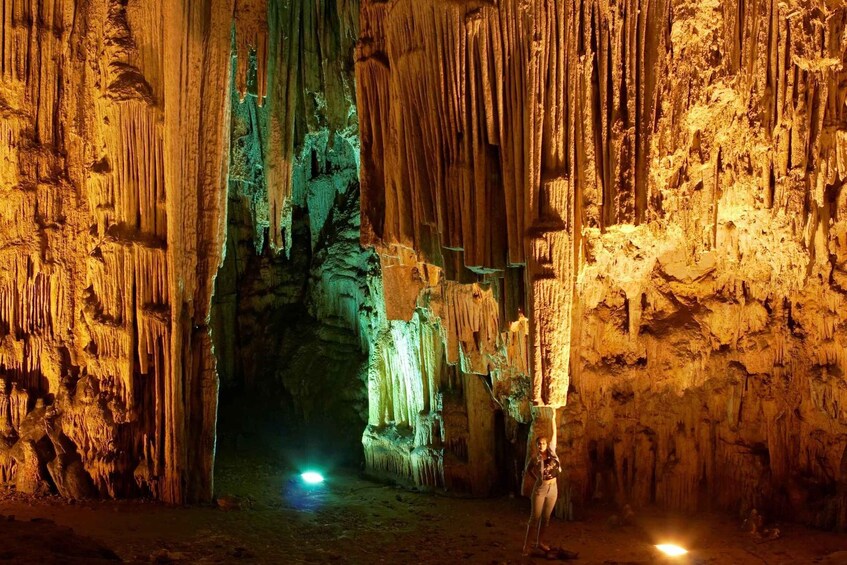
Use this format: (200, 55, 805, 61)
(358, 0, 847, 527)
(258, 1, 304, 254)
(0, 0, 251, 503)
(234, 0, 269, 105)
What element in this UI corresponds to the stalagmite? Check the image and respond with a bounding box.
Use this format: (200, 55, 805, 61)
(0, 379, 11, 437)
(9, 383, 27, 434)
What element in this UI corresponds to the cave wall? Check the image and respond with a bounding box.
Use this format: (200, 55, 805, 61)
(0, 0, 372, 499)
(210, 0, 372, 464)
(357, 0, 847, 527)
(0, 0, 270, 503)
(4, 0, 847, 527)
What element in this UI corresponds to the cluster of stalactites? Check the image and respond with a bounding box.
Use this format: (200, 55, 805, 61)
(359, 0, 652, 407)
(0, 0, 239, 503)
(356, 0, 671, 268)
(233, 0, 360, 255)
(362, 246, 532, 490)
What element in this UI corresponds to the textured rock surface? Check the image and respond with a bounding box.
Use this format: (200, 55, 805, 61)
(357, 0, 847, 527)
(211, 0, 370, 463)
(3, 0, 847, 533)
(0, 0, 267, 503)
(0, 0, 368, 501)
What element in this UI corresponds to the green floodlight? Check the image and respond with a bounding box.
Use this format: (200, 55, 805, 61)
(300, 471, 324, 485)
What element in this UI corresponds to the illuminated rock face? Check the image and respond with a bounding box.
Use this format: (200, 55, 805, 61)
(357, 0, 847, 527)
(0, 0, 270, 503)
(209, 1, 370, 460)
(0, 0, 367, 501)
(3, 0, 847, 529)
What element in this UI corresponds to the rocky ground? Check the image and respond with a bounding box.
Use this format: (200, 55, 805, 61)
(0, 442, 844, 564)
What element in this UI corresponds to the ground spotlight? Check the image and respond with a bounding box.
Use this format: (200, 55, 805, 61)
(655, 544, 688, 557)
(300, 471, 324, 485)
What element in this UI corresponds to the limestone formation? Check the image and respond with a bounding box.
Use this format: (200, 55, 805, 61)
(2, 0, 846, 533)
(210, 0, 368, 463)
(356, 0, 847, 528)
(0, 0, 268, 503)
(9, 382, 27, 434)
(0, 379, 12, 437)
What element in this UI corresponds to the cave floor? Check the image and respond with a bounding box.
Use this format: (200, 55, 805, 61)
(0, 456, 844, 564)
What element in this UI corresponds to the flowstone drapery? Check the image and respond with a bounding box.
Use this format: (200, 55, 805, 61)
(357, 0, 847, 527)
(0, 0, 270, 503)
(3, 0, 847, 531)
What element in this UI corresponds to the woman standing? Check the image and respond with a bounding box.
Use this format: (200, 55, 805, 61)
(522, 436, 561, 555)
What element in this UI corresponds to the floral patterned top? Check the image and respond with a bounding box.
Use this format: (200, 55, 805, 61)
(526, 448, 561, 482)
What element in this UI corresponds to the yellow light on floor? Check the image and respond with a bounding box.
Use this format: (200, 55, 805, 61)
(655, 544, 688, 557)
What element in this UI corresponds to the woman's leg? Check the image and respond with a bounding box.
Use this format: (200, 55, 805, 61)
(523, 484, 546, 552)
(538, 482, 559, 549)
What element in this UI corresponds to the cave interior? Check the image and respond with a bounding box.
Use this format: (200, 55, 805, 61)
(1, 0, 847, 561)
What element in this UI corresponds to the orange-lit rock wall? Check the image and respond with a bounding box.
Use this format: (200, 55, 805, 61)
(4, 0, 847, 527)
(357, 0, 847, 527)
(0, 0, 268, 503)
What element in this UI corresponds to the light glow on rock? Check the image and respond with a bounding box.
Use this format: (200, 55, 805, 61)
(655, 544, 688, 557)
(300, 471, 325, 485)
